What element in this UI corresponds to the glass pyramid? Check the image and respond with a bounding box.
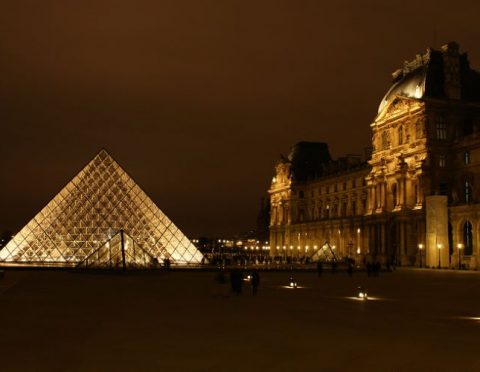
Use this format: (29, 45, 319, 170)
(79, 230, 158, 269)
(0, 149, 204, 267)
(310, 242, 338, 262)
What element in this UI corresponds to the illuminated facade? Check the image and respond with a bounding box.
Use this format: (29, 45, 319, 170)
(0, 150, 203, 268)
(269, 42, 480, 268)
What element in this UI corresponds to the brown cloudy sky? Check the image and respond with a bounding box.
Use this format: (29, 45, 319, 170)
(1, 0, 480, 236)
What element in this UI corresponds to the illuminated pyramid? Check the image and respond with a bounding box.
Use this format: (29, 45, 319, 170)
(310, 242, 338, 262)
(0, 149, 203, 267)
(79, 230, 158, 269)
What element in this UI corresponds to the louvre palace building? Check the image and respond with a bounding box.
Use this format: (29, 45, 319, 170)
(268, 42, 480, 269)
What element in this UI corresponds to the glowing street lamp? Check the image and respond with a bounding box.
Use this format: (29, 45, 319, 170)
(418, 243, 424, 268)
(437, 243, 443, 268)
(457, 243, 464, 270)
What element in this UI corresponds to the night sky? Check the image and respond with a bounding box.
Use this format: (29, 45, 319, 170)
(1, 0, 479, 236)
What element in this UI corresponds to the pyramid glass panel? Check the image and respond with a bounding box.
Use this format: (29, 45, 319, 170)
(0, 149, 204, 267)
(79, 231, 158, 269)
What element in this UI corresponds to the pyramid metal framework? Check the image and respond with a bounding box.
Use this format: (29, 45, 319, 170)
(0, 150, 204, 267)
(79, 230, 158, 269)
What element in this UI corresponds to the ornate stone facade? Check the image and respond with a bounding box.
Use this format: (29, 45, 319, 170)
(269, 42, 480, 268)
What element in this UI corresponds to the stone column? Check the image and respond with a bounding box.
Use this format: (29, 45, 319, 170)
(380, 223, 386, 260)
(399, 221, 406, 265)
(417, 175, 424, 206)
(383, 182, 387, 210)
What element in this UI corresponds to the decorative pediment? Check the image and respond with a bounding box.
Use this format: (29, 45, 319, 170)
(376, 95, 419, 121)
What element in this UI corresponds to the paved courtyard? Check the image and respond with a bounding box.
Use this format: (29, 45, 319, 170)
(1, 268, 480, 371)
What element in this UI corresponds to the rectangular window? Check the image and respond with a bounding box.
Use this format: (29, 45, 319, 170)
(341, 201, 347, 216)
(439, 155, 446, 168)
(465, 181, 471, 203)
(416, 121, 423, 139)
(351, 200, 356, 216)
(436, 116, 447, 140)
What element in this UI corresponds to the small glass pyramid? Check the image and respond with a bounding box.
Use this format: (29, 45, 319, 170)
(310, 242, 338, 262)
(0, 149, 204, 267)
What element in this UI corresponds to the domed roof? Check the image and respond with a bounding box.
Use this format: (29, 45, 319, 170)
(378, 67, 426, 113)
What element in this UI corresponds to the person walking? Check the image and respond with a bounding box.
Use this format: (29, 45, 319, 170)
(317, 261, 323, 277)
(251, 270, 260, 296)
(347, 262, 354, 277)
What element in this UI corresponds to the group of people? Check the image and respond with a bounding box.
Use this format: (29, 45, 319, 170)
(366, 261, 382, 276)
(315, 259, 383, 277)
(216, 268, 260, 296)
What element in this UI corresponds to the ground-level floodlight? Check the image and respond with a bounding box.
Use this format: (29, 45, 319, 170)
(357, 286, 368, 300)
(289, 276, 297, 288)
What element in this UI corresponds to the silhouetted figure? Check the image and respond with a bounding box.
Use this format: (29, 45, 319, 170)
(317, 262, 323, 277)
(251, 270, 260, 296)
(230, 270, 236, 293)
(374, 262, 381, 277)
(236, 270, 243, 295)
(163, 258, 171, 271)
(347, 263, 354, 277)
(216, 269, 226, 284)
(366, 262, 372, 277)
(230, 269, 243, 295)
(331, 261, 338, 273)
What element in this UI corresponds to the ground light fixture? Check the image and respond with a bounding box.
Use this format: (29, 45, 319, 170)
(357, 286, 368, 300)
(289, 275, 297, 288)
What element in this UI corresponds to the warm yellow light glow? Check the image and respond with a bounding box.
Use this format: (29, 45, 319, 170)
(457, 243, 464, 250)
(357, 247, 361, 254)
(357, 228, 361, 234)
(437, 244, 443, 250)
(418, 243, 424, 249)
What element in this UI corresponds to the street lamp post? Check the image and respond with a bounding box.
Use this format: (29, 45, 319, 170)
(457, 243, 463, 270)
(418, 244, 423, 268)
(437, 243, 443, 269)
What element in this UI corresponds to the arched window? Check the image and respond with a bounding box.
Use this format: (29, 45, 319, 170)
(463, 221, 473, 255)
(398, 126, 403, 145)
(464, 151, 470, 165)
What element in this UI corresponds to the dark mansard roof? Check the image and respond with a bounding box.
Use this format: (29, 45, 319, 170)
(378, 42, 480, 113)
(286, 142, 368, 182)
